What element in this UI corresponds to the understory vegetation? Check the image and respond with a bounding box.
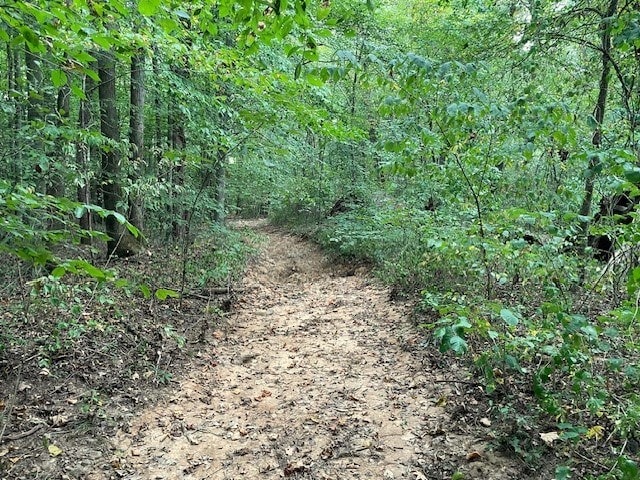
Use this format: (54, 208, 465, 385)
(2, 0, 640, 478)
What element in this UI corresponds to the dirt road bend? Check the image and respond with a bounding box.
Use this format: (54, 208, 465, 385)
(113, 220, 518, 479)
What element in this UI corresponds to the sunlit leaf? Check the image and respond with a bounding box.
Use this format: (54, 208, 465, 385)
(138, 0, 161, 16)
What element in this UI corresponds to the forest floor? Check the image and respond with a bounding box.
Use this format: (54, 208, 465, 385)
(1, 219, 528, 479)
(110, 219, 522, 480)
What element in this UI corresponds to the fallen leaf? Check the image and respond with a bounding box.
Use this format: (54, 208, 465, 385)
(586, 425, 604, 441)
(51, 414, 70, 427)
(48, 444, 63, 457)
(466, 450, 482, 462)
(540, 431, 560, 445)
(435, 396, 447, 407)
(0, 448, 8, 457)
(18, 382, 32, 392)
(283, 462, 307, 476)
(480, 417, 491, 427)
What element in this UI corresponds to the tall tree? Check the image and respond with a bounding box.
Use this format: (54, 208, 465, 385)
(76, 72, 94, 243)
(97, 50, 122, 255)
(128, 50, 146, 232)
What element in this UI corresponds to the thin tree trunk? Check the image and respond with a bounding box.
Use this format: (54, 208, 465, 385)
(76, 73, 94, 243)
(128, 51, 145, 232)
(98, 50, 122, 255)
(47, 85, 70, 199)
(170, 102, 186, 238)
(213, 149, 226, 225)
(6, 43, 20, 180)
(25, 48, 45, 191)
(169, 62, 188, 239)
(153, 48, 163, 166)
(578, 0, 618, 234)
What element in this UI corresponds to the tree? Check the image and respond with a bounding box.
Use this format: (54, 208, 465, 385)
(97, 50, 123, 256)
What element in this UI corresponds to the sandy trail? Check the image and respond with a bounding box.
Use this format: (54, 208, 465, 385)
(113, 220, 518, 479)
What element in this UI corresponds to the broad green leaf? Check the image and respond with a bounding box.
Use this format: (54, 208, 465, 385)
(317, 7, 331, 20)
(91, 35, 114, 49)
(74, 205, 86, 219)
(620, 458, 639, 480)
(500, 309, 520, 327)
(155, 288, 180, 300)
(72, 260, 107, 280)
(138, 0, 161, 16)
(51, 69, 67, 88)
(306, 73, 325, 87)
(70, 85, 87, 100)
(51, 266, 66, 278)
(112, 212, 126, 224)
(126, 223, 140, 238)
(448, 335, 468, 354)
(139, 284, 151, 299)
(554, 466, 571, 480)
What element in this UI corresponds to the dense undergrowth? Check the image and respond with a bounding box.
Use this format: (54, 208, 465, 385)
(261, 184, 640, 479)
(0, 215, 257, 476)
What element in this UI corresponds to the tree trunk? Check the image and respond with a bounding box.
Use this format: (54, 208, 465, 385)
(213, 149, 226, 225)
(169, 62, 188, 239)
(152, 48, 163, 166)
(76, 72, 94, 243)
(25, 48, 45, 191)
(98, 50, 122, 255)
(578, 0, 618, 232)
(6, 43, 21, 181)
(128, 51, 145, 232)
(169, 99, 187, 237)
(47, 85, 70, 199)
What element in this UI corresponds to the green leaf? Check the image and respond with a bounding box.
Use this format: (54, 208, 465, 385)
(448, 335, 468, 354)
(74, 205, 86, 218)
(139, 284, 151, 299)
(306, 73, 325, 87)
(620, 457, 639, 480)
(72, 260, 107, 280)
(155, 288, 180, 300)
(125, 223, 140, 238)
(554, 465, 571, 480)
(70, 85, 87, 100)
(51, 266, 66, 278)
(500, 309, 520, 327)
(138, 0, 161, 16)
(317, 6, 331, 20)
(112, 212, 126, 224)
(91, 34, 114, 49)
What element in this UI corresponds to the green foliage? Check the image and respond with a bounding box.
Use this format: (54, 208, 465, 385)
(4, 0, 640, 475)
(0, 180, 137, 273)
(186, 223, 259, 289)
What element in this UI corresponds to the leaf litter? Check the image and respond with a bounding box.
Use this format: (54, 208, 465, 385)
(109, 220, 524, 479)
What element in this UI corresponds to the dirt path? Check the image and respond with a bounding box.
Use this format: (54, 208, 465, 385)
(112, 220, 519, 479)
